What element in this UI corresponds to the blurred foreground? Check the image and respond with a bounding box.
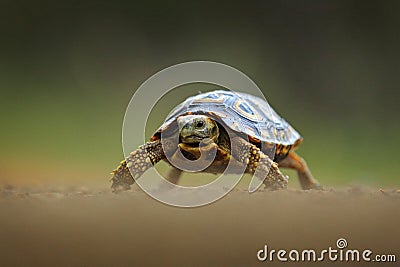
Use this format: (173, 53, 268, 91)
(1, 185, 399, 266)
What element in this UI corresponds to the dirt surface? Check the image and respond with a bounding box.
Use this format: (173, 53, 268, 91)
(0, 185, 399, 267)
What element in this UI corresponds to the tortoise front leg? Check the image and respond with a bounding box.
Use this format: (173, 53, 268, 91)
(278, 151, 322, 190)
(111, 140, 165, 192)
(231, 136, 288, 190)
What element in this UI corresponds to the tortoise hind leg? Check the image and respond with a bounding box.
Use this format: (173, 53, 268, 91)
(278, 151, 322, 190)
(111, 140, 165, 192)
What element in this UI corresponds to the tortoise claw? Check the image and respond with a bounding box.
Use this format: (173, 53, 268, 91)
(307, 183, 324, 191)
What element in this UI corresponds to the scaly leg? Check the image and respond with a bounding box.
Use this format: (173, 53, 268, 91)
(278, 151, 322, 190)
(111, 140, 165, 192)
(231, 136, 288, 190)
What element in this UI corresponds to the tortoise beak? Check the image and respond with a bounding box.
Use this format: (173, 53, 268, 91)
(180, 125, 196, 138)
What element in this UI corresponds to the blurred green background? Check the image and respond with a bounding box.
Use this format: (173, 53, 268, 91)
(1, 0, 399, 188)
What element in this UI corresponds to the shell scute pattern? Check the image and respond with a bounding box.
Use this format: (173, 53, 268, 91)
(157, 90, 301, 147)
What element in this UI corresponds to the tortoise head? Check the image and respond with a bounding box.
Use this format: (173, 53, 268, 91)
(177, 115, 219, 144)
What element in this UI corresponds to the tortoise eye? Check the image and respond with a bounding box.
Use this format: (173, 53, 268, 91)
(196, 121, 204, 128)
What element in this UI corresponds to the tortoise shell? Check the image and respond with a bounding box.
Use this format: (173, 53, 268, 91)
(153, 90, 302, 161)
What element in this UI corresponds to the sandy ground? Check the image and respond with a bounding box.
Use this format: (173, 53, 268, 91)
(0, 185, 399, 267)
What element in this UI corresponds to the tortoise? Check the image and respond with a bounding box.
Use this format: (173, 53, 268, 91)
(111, 90, 321, 192)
